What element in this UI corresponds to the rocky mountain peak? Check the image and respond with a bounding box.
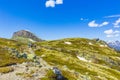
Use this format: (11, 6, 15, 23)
(107, 40, 120, 51)
(12, 30, 42, 42)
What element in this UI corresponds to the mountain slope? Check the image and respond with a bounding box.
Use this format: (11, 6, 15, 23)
(0, 37, 120, 80)
(36, 38, 120, 80)
(0, 38, 27, 72)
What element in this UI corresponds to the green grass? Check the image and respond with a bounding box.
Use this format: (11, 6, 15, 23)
(36, 38, 120, 67)
(0, 37, 120, 79)
(35, 38, 120, 80)
(35, 48, 120, 80)
(0, 49, 27, 67)
(41, 70, 56, 80)
(0, 67, 14, 73)
(12, 36, 35, 43)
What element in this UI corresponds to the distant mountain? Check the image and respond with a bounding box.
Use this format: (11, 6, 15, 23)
(12, 30, 42, 43)
(107, 40, 120, 51)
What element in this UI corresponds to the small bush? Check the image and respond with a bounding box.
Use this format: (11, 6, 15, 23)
(41, 70, 56, 80)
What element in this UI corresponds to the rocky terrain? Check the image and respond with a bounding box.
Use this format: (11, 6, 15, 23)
(0, 59, 51, 80)
(0, 31, 120, 80)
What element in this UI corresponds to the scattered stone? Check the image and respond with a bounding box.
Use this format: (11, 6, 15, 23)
(41, 54, 46, 58)
(64, 42, 72, 45)
(100, 45, 107, 47)
(88, 42, 93, 45)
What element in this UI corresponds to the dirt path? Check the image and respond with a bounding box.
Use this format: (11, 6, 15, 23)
(0, 57, 52, 80)
(0, 47, 53, 80)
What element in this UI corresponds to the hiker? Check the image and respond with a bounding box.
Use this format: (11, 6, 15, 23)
(28, 42, 32, 48)
(33, 44, 37, 49)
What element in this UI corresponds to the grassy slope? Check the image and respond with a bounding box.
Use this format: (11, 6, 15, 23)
(0, 38, 26, 49)
(0, 38, 120, 79)
(12, 36, 36, 43)
(0, 38, 27, 73)
(0, 49, 26, 67)
(35, 38, 120, 80)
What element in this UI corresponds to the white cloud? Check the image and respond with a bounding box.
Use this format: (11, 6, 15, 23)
(104, 29, 120, 37)
(99, 22, 109, 27)
(56, 0, 63, 4)
(104, 14, 120, 18)
(45, 0, 63, 8)
(88, 20, 109, 27)
(88, 21, 98, 27)
(45, 0, 55, 8)
(80, 18, 88, 21)
(113, 18, 120, 28)
(106, 35, 113, 38)
(104, 29, 113, 35)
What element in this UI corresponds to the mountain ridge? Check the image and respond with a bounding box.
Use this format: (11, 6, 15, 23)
(107, 40, 120, 51)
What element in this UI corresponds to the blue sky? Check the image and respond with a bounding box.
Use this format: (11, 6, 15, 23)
(0, 0, 120, 41)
